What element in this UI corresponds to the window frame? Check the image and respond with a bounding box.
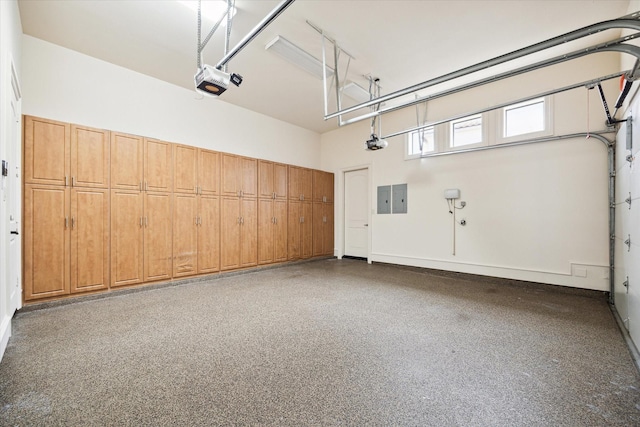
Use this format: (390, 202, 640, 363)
(495, 96, 554, 145)
(446, 113, 488, 151)
(405, 125, 437, 159)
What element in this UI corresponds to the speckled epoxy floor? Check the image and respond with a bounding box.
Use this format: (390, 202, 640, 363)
(1, 258, 639, 426)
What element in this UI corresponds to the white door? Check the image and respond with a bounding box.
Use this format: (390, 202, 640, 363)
(344, 168, 369, 258)
(6, 62, 21, 312)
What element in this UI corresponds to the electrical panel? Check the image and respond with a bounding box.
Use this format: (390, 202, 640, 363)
(392, 184, 407, 214)
(377, 185, 391, 214)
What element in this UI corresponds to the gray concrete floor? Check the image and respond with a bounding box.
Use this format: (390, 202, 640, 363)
(1, 258, 639, 426)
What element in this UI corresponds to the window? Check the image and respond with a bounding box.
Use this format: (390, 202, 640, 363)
(450, 114, 483, 147)
(503, 98, 545, 138)
(407, 126, 435, 157)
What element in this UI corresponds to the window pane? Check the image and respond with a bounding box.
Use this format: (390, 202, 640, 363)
(504, 99, 545, 137)
(409, 127, 435, 155)
(452, 116, 482, 147)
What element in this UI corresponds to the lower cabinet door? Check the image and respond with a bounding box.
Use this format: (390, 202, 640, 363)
(110, 189, 144, 287)
(71, 188, 109, 293)
(173, 193, 198, 277)
(24, 184, 70, 300)
(144, 192, 172, 282)
(198, 195, 220, 273)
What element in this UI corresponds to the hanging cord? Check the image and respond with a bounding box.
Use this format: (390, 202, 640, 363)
(414, 95, 428, 152)
(223, 0, 235, 73)
(197, 0, 202, 71)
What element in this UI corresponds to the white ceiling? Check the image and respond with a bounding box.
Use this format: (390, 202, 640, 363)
(18, 0, 631, 134)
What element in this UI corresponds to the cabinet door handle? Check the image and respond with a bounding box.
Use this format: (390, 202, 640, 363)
(274, 217, 277, 224)
(139, 181, 142, 191)
(145, 216, 148, 227)
(241, 216, 244, 224)
(71, 217, 75, 229)
(65, 217, 69, 229)
(65, 176, 68, 186)
(145, 181, 149, 191)
(238, 216, 241, 224)
(72, 176, 76, 187)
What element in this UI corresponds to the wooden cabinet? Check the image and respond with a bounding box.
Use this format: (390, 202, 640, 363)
(71, 125, 110, 189)
(173, 193, 198, 277)
(221, 196, 257, 270)
(110, 189, 144, 287)
(23, 184, 110, 301)
(111, 132, 144, 190)
(70, 188, 110, 293)
(24, 117, 110, 189)
(23, 184, 70, 300)
(24, 116, 70, 187)
(144, 192, 173, 282)
(174, 144, 197, 193)
(175, 146, 220, 195)
(258, 199, 287, 265)
(144, 138, 173, 192)
(198, 149, 220, 195)
(288, 166, 313, 201)
(222, 153, 257, 197)
(313, 170, 334, 203)
(313, 202, 334, 257)
(198, 195, 220, 273)
(258, 161, 287, 199)
(288, 201, 313, 260)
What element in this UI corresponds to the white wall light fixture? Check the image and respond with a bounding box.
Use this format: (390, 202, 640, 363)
(265, 35, 334, 79)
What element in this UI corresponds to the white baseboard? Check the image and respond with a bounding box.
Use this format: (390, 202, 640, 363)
(370, 253, 609, 291)
(0, 315, 11, 363)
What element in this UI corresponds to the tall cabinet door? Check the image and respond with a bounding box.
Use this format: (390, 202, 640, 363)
(24, 116, 70, 186)
(198, 195, 220, 273)
(273, 199, 288, 262)
(173, 193, 198, 277)
(144, 138, 173, 192)
(258, 199, 274, 265)
(240, 198, 258, 268)
(24, 184, 70, 300)
(312, 202, 325, 257)
(111, 132, 143, 190)
(70, 188, 109, 294)
(111, 189, 144, 287)
(221, 197, 241, 270)
(301, 202, 313, 259)
(288, 201, 301, 260)
(144, 192, 173, 282)
(323, 203, 334, 256)
(71, 125, 110, 189)
(174, 144, 197, 194)
(199, 149, 220, 195)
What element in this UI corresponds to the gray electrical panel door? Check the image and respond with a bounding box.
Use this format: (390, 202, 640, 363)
(377, 185, 391, 214)
(392, 184, 407, 214)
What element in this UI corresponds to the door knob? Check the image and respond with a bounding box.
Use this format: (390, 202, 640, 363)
(10, 231, 19, 235)
(364, 224, 368, 226)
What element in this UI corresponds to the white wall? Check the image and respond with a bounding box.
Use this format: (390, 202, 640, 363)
(0, 0, 22, 362)
(21, 35, 321, 168)
(321, 53, 624, 290)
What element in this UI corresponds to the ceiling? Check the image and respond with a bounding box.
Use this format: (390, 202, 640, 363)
(18, 0, 631, 134)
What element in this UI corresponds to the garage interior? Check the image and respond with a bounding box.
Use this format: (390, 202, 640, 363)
(1, 1, 640, 425)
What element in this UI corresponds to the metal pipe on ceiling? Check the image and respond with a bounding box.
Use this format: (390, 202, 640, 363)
(382, 71, 627, 140)
(215, 0, 296, 70)
(325, 16, 640, 121)
(339, 34, 640, 127)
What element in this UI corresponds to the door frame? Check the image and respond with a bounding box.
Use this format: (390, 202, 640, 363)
(338, 164, 372, 263)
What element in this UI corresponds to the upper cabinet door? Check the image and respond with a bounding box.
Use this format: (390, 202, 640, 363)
(288, 166, 300, 201)
(198, 149, 220, 195)
(312, 170, 324, 203)
(274, 163, 288, 199)
(221, 153, 240, 197)
(111, 132, 144, 190)
(144, 138, 173, 192)
(71, 125, 110, 189)
(300, 168, 313, 201)
(258, 160, 274, 199)
(324, 172, 334, 203)
(174, 144, 197, 194)
(24, 116, 70, 186)
(240, 157, 257, 198)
